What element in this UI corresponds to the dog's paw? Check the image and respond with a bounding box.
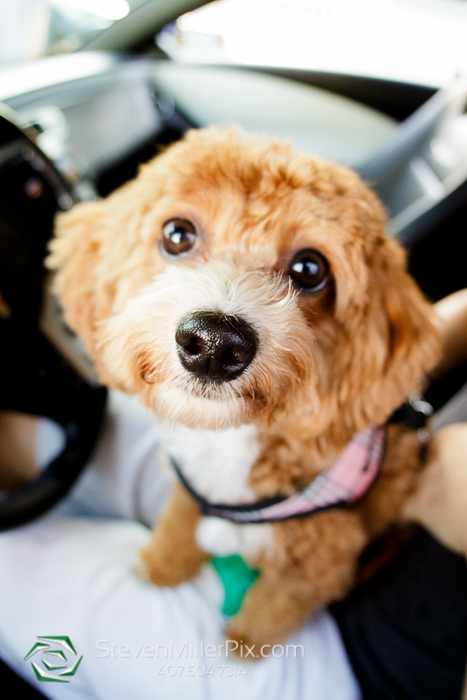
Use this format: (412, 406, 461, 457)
(138, 540, 209, 587)
(224, 626, 261, 662)
(138, 545, 192, 587)
(224, 619, 284, 662)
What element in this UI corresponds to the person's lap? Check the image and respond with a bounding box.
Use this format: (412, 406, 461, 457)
(0, 392, 360, 700)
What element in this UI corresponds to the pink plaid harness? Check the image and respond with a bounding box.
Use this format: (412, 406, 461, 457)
(172, 425, 386, 524)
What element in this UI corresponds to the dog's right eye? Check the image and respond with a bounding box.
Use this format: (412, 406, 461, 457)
(159, 218, 198, 257)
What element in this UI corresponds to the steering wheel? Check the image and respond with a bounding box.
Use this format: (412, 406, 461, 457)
(0, 106, 106, 531)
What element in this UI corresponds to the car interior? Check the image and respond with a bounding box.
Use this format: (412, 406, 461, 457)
(1, 0, 467, 695)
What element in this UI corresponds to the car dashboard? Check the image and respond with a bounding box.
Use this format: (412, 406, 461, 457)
(0, 50, 467, 406)
(0, 52, 399, 198)
(1, 52, 466, 245)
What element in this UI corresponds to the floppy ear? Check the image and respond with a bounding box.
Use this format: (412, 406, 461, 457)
(46, 173, 155, 381)
(47, 200, 112, 362)
(350, 238, 442, 428)
(332, 236, 442, 432)
(381, 263, 440, 389)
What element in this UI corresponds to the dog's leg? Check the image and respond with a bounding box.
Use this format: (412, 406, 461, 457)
(225, 509, 367, 651)
(140, 482, 209, 586)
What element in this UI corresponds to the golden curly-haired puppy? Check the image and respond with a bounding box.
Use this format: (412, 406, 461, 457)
(48, 128, 441, 652)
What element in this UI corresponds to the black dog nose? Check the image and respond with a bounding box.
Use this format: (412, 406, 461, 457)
(175, 312, 258, 382)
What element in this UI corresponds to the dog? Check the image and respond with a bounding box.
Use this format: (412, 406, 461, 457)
(47, 127, 441, 651)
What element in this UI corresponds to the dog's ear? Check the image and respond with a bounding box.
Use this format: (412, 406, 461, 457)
(47, 200, 111, 362)
(346, 238, 441, 428)
(380, 256, 440, 392)
(47, 174, 152, 373)
(47, 169, 168, 389)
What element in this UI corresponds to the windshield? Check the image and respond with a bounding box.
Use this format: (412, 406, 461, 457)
(161, 0, 467, 86)
(1, 0, 467, 88)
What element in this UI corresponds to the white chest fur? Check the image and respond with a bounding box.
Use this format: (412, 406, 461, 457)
(162, 423, 273, 561)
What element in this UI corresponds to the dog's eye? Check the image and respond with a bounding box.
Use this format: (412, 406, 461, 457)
(288, 249, 329, 293)
(159, 218, 197, 257)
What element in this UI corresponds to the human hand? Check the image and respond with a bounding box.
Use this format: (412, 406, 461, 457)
(403, 423, 467, 556)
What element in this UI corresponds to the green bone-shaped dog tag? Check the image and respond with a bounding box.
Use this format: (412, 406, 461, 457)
(211, 554, 260, 617)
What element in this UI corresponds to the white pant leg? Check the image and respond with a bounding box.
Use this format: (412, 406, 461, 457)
(41, 391, 174, 526)
(0, 516, 360, 700)
(0, 390, 361, 700)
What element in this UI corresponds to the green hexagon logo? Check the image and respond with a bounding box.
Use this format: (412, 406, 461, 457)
(24, 636, 83, 683)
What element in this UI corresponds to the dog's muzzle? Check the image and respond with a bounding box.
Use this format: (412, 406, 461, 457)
(175, 311, 258, 383)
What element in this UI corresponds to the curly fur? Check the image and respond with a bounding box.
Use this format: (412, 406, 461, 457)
(48, 127, 442, 649)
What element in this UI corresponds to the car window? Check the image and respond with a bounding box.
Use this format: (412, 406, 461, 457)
(0, 0, 147, 66)
(1, 0, 466, 89)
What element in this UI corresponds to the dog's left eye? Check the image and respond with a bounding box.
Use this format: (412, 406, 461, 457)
(159, 218, 198, 257)
(288, 249, 329, 292)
